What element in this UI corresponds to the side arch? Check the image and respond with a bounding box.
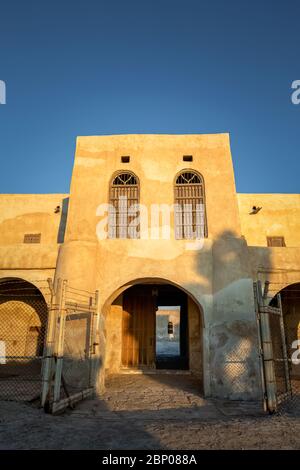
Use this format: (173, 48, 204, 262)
(0, 277, 48, 358)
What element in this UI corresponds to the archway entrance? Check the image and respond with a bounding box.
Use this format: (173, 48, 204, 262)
(105, 281, 203, 383)
(0, 278, 48, 401)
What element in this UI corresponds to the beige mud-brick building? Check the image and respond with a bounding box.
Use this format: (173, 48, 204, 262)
(0, 133, 300, 403)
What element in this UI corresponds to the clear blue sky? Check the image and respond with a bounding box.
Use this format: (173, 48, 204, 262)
(0, 0, 299, 194)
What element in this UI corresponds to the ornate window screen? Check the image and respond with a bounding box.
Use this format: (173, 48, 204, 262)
(174, 171, 207, 239)
(109, 172, 140, 239)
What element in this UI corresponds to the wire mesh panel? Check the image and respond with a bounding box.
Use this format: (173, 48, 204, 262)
(42, 281, 99, 413)
(255, 281, 293, 412)
(268, 310, 291, 404)
(221, 340, 258, 399)
(0, 279, 48, 401)
(0, 278, 99, 411)
(60, 308, 94, 396)
(271, 285, 300, 413)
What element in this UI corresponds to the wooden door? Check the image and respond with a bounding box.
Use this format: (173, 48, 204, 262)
(122, 287, 155, 368)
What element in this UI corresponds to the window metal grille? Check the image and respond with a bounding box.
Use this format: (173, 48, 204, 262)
(174, 171, 207, 240)
(109, 172, 140, 239)
(23, 233, 41, 244)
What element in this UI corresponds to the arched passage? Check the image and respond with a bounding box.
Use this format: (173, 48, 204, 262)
(0, 278, 48, 400)
(103, 278, 204, 392)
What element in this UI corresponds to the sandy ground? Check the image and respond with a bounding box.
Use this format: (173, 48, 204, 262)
(1, 373, 300, 450)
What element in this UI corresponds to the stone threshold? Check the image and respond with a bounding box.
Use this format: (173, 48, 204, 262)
(118, 368, 192, 375)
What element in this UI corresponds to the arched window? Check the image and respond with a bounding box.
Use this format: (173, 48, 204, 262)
(174, 170, 207, 239)
(109, 172, 140, 239)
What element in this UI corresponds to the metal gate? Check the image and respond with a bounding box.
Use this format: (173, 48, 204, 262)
(41, 279, 99, 414)
(254, 281, 292, 412)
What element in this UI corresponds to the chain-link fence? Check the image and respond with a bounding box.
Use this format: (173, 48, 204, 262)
(0, 279, 49, 401)
(222, 342, 257, 399)
(255, 280, 300, 414)
(0, 278, 99, 413)
(268, 307, 291, 405)
(269, 285, 300, 414)
(42, 281, 99, 414)
(60, 311, 94, 395)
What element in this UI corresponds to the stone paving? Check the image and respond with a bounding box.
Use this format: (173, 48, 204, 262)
(1, 372, 300, 449)
(72, 373, 219, 419)
(71, 372, 261, 420)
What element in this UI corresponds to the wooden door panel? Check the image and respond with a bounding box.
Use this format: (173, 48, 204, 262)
(122, 287, 155, 367)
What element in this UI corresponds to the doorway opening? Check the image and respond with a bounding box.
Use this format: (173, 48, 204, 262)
(114, 283, 200, 371)
(155, 306, 181, 368)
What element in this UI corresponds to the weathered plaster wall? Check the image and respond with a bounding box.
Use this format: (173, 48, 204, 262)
(246, 247, 300, 302)
(105, 295, 123, 374)
(238, 193, 300, 303)
(0, 194, 68, 278)
(188, 297, 203, 378)
(237, 194, 300, 248)
(0, 194, 68, 246)
(64, 133, 241, 243)
(0, 194, 69, 303)
(209, 235, 261, 400)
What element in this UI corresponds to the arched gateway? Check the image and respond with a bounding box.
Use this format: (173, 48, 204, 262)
(103, 278, 204, 392)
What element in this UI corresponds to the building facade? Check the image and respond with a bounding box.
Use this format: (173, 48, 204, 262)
(0, 133, 300, 403)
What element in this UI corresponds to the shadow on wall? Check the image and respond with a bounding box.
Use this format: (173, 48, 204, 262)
(189, 229, 269, 401)
(57, 197, 69, 244)
(102, 230, 272, 401)
(189, 229, 271, 400)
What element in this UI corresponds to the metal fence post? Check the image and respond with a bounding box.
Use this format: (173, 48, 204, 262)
(89, 290, 100, 389)
(53, 279, 67, 403)
(254, 282, 268, 412)
(41, 278, 57, 407)
(277, 293, 292, 397)
(257, 280, 277, 412)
